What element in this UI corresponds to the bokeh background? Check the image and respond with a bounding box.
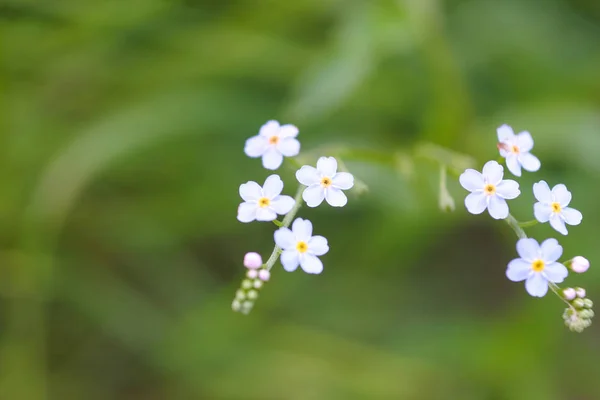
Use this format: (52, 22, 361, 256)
(2, 0, 600, 399)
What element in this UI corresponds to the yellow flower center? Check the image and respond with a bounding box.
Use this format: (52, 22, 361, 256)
(484, 184, 496, 195)
(320, 177, 332, 188)
(532, 259, 545, 272)
(268, 135, 279, 145)
(551, 202, 561, 213)
(296, 241, 308, 253)
(258, 197, 270, 208)
(511, 145, 520, 154)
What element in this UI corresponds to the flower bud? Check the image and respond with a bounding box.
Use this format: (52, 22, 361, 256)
(231, 300, 241, 311)
(579, 309, 594, 319)
(258, 269, 270, 281)
(247, 290, 258, 300)
(576, 287, 586, 299)
(563, 288, 576, 301)
(243, 252, 263, 269)
(570, 256, 590, 274)
(583, 298, 594, 309)
(253, 280, 263, 289)
(235, 289, 246, 300)
(247, 269, 258, 279)
(241, 279, 253, 290)
(573, 298, 585, 309)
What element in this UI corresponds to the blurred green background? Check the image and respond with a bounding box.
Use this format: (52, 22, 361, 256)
(2, 0, 600, 399)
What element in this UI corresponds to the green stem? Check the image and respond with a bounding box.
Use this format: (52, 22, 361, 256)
(272, 220, 283, 227)
(518, 220, 538, 228)
(505, 214, 527, 239)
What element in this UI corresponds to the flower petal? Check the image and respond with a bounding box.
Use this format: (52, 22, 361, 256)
(497, 124, 515, 142)
(244, 136, 268, 158)
(332, 172, 354, 190)
(464, 192, 487, 215)
(533, 180, 552, 203)
(325, 187, 348, 207)
(525, 273, 549, 297)
(239, 181, 262, 201)
(459, 169, 484, 192)
(308, 235, 329, 256)
(278, 124, 299, 138)
(237, 202, 257, 223)
(506, 259, 531, 282)
(280, 250, 299, 272)
(299, 253, 323, 274)
(259, 120, 280, 137)
(552, 184, 572, 207)
(302, 185, 325, 208)
(540, 238, 562, 263)
(274, 227, 295, 250)
(544, 262, 568, 283)
(487, 196, 509, 220)
(516, 238, 540, 262)
(482, 160, 504, 184)
(534, 202, 552, 223)
(549, 214, 568, 235)
(262, 175, 283, 198)
(262, 148, 283, 170)
(277, 137, 300, 157)
(296, 166, 320, 186)
(270, 195, 295, 215)
(516, 131, 534, 152)
(256, 207, 277, 221)
(292, 218, 312, 241)
(495, 180, 520, 199)
(562, 207, 582, 226)
(505, 155, 522, 177)
(316, 156, 337, 176)
(519, 153, 540, 172)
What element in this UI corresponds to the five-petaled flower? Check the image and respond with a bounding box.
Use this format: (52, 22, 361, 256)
(533, 181, 582, 235)
(459, 160, 520, 219)
(506, 238, 568, 297)
(237, 175, 295, 223)
(274, 218, 329, 274)
(244, 120, 300, 170)
(296, 157, 354, 207)
(496, 124, 541, 177)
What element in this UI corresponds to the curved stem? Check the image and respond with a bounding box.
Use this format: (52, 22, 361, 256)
(505, 214, 527, 239)
(518, 220, 538, 228)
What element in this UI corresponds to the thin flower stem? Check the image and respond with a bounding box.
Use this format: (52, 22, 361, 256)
(265, 185, 304, 271)
(518, 220, 539, 228)
(505, 214, 528, 239)
(272, 220, 283, 227)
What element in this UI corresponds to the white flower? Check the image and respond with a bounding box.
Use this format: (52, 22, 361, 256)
(496, 124, 541, 177)
(244, 120, 300, 170)
(274, 218, 329, 274)
(459, 160, 520, 220)
(296, 157, 354, 207)
(237, 175, 295, 223)
(506, 238, 568, 297)
(533, 181, 582, 235)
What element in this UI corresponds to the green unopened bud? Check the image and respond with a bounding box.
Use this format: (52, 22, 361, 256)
(253, 279, 263, 289)
(573, 298, 586, 309)
(231, 300, 242, 311)
(247, 290, 258, 300)
(241, 279, 252, 290)
(583, 298, 594, 309)
(579, 309, 594, 319)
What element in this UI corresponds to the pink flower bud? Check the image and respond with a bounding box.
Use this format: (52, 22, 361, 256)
(243, 252, 263, 269)
(563, 288, 576, 301)
(570, 256, 590, 274)
(576, 287, 586, 299)
(258, 269, 270, 281)
(247, 269, 258, 279)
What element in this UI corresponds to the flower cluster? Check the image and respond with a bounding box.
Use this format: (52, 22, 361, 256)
(233, 120, 355, 313)
(459, 124, 592, 332)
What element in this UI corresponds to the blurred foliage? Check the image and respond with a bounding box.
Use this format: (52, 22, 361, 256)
(1, 0, 600, 399)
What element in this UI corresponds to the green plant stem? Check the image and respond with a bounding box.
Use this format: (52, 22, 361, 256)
(518, 220, 538, 228)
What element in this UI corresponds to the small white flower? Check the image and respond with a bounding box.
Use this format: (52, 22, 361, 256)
(496, 124, 541, 177)
(244, 120, 300, 170)
(570, 256, 590, 274)
(506, 238, 568, 297)
(296, 157, 354, 207)
(533, 181, 582, 235)
(459, 160, 520, 220)
(274, 218, 329, 274)
(237, 175, 295, 223)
